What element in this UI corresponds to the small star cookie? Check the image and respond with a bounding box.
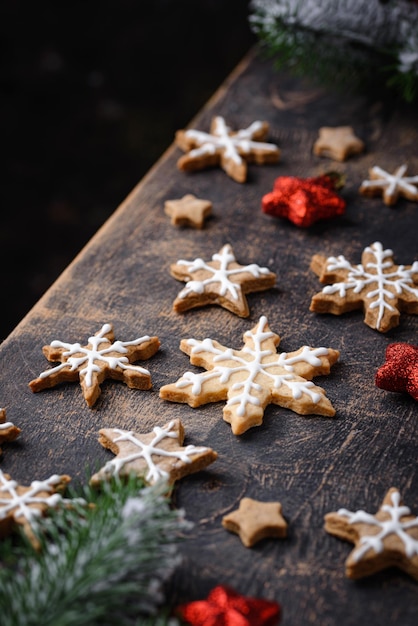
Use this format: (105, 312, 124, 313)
(164, 194, 212, 229)
(29, 323, 160, 407)
(90, 418, 218, 486)
(325, 488, 418, 581)
(375, 342, 418, 401)
(0, 469, 71, 548)
(160, 315, 339, 436)
(176, 116, 280, 183)
(0, 408, 21, 454)
(170, 243, 276, 317)
(310, 241, 418, 332)
(313, 126, 365, 161)
(359, 164, 418, 205)
(222, 497, 288, 547)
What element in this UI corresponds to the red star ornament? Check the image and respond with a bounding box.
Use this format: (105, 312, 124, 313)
(261, 174, 346, 227)
(375, 342, 418, 401)
(176, 585, 281, 626)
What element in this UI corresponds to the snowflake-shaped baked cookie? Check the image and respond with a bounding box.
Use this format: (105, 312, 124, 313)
(29, 324, 160, 407)
(325, 488, 418, 580)
(160, 315, 339, 435)
(170, 243, 276, 317)
(359, 164, 418, 205)
(90, 418, 217, 486)
(310, 241, 418, 332)
(175, 116, 280, 183)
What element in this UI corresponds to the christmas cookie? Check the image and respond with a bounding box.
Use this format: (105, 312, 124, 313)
(313, 126, 365, 161)
(222, 497, 288, 548)
(164, 194, 212, 229)
(359, 164, 418, 205)
(175, 115, 280, 183)
(375, 342, 418, 401)
(0, 469, 71, 548)
(90, 418, 217, 487)
(29, 324, 160, 407)
(0, 408, 21, 454)
(325, 488, 418, 581)
(159, 315, 339, 436)
(170, 243, 276, 317)
(310, 241, 418, 332)
(261, 173, 346, 227)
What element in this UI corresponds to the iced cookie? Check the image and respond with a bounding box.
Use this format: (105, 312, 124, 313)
(0, 408, 21, 454)
(359, 164, 418, 205)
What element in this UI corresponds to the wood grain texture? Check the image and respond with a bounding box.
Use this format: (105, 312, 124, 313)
(1, 47, 418, 624)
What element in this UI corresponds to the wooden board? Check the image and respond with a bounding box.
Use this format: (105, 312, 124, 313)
(1, 48, 418, 624)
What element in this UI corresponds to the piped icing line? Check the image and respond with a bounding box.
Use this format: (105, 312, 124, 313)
(0, 470, 66, 523)
(361, 164, 418, 197)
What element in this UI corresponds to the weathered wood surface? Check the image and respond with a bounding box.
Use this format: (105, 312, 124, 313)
(1, 48, 418, 624)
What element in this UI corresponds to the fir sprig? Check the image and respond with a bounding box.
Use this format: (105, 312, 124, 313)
(0, 475, 189, 626)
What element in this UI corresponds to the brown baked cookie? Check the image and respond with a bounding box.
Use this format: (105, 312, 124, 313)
(313, 126, 365, 161)
(359, 164, 418, 205)
(310, 241, 418, 332)
(90, 418, 218, 487)
(176, 116, 280, 183)
(29, 323, 160, 407)
(164, 194, 212, 229)
(160, 315, 339, 436)
(0, 408, 21, 454)
(325, 488, 418, 581)
(222, 497, 288, 548)
(170, 243, 276, 317)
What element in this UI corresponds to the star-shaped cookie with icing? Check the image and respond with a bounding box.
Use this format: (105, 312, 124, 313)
(90, 418, 217, 486)
(313, 126, 365, 161)
(375, 342, 418, 401)
(359, 164, 418, 205)
(29, 323, 160, 407)
(160, 315, 339, 435)
(170, 243, 276, 317)
(325, 488, 418, 580)
(175, 115, 280, 182)
(164, 194, 212, 229)
(222, 497, 288, 547)
(0, 408, 21, 454)
(310, 241, 418, 332)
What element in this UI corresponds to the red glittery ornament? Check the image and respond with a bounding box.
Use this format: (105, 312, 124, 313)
(176, 584, 281, 626)
(375, 342, 418, 401)
(261, 174, 346, 227)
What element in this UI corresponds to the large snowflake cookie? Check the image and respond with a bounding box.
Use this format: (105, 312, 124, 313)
(310, 241, 418, 332)
(170, 243, 276, 317)
(359, 164, 418, 205)
(90, 418, 217, 486)
(325, 488, 418, 581)
(175, 115, 280, 183)
(0, 469, 71, 548)
(159, 315, 339, 435)
(0, 408, 21, 454)
(29, 323, 161, 407)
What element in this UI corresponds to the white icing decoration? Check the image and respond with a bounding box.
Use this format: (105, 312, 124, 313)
(177, 244, 273, 301)
(101, 420, 210, 484)
(37, 324, 152, 388)
(338, 490, 418, 563)
(0, 422, 15, 430)
(361, 164, 418, 199)
(0, 470, 65, 523)
(176, 315, 330, 417)
(183, 116, 278, 168)
(321, 242, 418, 330)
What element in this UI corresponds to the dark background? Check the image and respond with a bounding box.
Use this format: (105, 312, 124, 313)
(0, 0, 255, 340)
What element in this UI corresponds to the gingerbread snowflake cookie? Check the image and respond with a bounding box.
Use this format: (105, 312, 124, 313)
(90, 418, 217, 487)
(0, 408, 21, 454)
(222, 497, 288, 548)
(325, 488, 418, 581)
(359, 164, 418, 205)
(310, 241, 418, 332)
(175, 116, 280, 183)
(29, 323, 160, 407)
(160, 315, 339, 436)
(313, 126, 365, 161)
(170, 243, 276, 317)
(164, 194, 212, 229)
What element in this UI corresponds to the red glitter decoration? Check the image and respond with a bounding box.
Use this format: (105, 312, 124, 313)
(176, 584, 281, 626)
(261, 174, 346, 227)
(375, 342, 418, 401)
